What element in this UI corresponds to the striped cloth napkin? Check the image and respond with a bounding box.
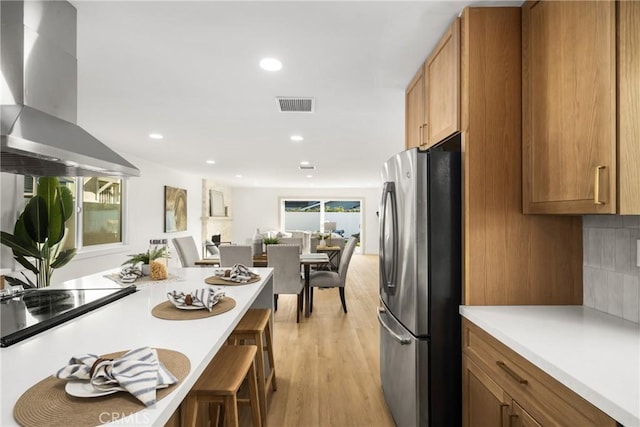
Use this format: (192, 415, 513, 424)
(167, 287, 225, 311)
(227, 264, 258, 283)
(55, 347, 177, 406)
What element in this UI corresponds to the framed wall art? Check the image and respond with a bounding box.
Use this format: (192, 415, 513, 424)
(164, 186, 187, 232)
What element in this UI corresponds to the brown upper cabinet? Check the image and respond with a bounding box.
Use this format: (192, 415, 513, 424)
(405, 65, 426, 150)
(425, 19, 461, 147)
(522, 0, 640, 214)
(405, 18, 461, 150)
(406, 6, 583, 306)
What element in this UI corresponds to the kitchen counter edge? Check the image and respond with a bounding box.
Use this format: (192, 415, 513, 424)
(460, 305, 640, 427)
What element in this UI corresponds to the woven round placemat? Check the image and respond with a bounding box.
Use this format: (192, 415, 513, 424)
(204, 275, 260, 286)
(13, 348, 190, 427)
(151, 297, 236, 320)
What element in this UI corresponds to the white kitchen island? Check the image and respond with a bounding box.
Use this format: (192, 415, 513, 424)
(0, 267, 273, 426)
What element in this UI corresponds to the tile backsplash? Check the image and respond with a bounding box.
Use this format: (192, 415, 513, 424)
(583, 215, 640, 323)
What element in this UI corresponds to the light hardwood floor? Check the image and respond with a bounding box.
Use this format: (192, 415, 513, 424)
(241, 254, 395, 427)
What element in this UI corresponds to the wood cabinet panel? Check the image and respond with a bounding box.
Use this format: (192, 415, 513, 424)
(618, 0, 640, 214)
(511, 401, 542, 427)
(463, 355, 509, 427)
(463, 319, 617, 427)
(523, 0, 617, 214)
(425, 18, 460, 147)
(461, 7, 582, 305)
(405, 65, 426, 150)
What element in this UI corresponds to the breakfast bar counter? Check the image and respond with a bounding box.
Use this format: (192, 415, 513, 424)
(0, 267, 273, 426)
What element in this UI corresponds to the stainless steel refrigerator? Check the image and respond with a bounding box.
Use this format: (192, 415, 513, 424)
(378, 132, 461, 427)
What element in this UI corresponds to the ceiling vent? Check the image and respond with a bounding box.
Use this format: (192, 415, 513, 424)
(276, 97, 315, 113)
(298, 165, 316, 170)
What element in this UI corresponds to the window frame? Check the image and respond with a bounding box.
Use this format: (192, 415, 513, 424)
(279, 197, 363, 239)
(74, 176, 130, 256)
(21, 175, 130, 260)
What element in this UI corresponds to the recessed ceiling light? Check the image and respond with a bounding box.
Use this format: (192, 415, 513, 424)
(149, 133, 163, 140)
(306, 175, 313, 178)
(206, 160, 216, 164)
(290, 135, 304, 142)
(300, 161, 310, 166)
(260, 58, 282, 71)
(235, 174, 243, 178)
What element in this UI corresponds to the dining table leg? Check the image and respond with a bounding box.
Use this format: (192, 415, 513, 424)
(304, 263, 311, 317)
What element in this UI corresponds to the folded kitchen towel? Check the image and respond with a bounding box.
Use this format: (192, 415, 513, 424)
(167, 287, 225, 311)
(55, 347, 177, 406)
(228, 264, 258, 283)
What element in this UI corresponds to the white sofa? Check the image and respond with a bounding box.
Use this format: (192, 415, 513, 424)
(263, 230, 311, 253)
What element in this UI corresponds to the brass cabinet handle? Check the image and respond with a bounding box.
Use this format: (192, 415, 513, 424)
(496, 361, 528, 385)
(594, 165, 606, 205)
(421, 123, 428, 146)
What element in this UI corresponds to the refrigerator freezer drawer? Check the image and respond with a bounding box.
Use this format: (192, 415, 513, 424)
(378, 306, 429, 427)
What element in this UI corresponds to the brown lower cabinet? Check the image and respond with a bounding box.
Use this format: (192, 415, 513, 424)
(462, 319, 616, 427)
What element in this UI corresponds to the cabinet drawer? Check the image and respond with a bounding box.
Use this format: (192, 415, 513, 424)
(462, 319, 616, 427)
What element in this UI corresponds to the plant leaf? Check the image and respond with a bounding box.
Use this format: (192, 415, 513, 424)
(13, 254, 39, 274)
(19, 272, 36, 288)
(36, 177, 59, 218)
(34, 177, 66, 246)
(12, 216, 36, 250)
(23, 196, 48, 243)
(4, 275, 32, 288)
(0, 231, 41, 258)
(59, 185, 74, 222)
(46, 193, 65, 246)
(51, 248, 76, 269)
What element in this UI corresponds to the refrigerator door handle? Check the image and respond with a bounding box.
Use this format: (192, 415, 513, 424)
(377, 308, 411, 345)
(380, 181, 398, 289)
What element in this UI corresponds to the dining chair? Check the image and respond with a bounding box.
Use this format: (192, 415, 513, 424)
(308, 236, 357, 313)
(278, 237, 303, 253)
(267, 244, 304, 322)
(172, 236, 201, 267)
(219, 245, 252, 267)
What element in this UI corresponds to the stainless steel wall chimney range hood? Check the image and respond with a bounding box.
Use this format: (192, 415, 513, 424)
(0, 1, 139, 177)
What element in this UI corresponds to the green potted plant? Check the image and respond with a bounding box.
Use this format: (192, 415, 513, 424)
(122, 245, 168, 275)
(315, 233, 329, 248)
(263, 236, 280, 246)
(0, 177, 76, 288)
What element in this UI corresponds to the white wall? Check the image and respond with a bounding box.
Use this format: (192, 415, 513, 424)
(231, 187, 382, 255)
(0, 173, 23, 274)
(0, 153, 204, 283)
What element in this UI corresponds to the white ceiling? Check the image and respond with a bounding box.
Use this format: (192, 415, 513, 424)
(71, 1, 509, 188)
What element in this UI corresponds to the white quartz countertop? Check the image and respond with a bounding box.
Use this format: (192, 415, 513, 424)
(0, 267, 273, 426)
(460, 305, 640, 427)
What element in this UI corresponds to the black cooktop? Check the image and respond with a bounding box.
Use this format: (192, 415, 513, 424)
(0, 286, 136, 347)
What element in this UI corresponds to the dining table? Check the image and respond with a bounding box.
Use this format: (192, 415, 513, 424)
(316, 245, 341, 271)
(299, 253, 330, 317)
(196, 253, 330, 317)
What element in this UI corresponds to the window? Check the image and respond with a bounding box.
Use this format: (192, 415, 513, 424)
(23, 176, 125, 250)
(281, 199, 362, 243)
(283, 200, 321, 232)
(81, 177, 123, 247)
